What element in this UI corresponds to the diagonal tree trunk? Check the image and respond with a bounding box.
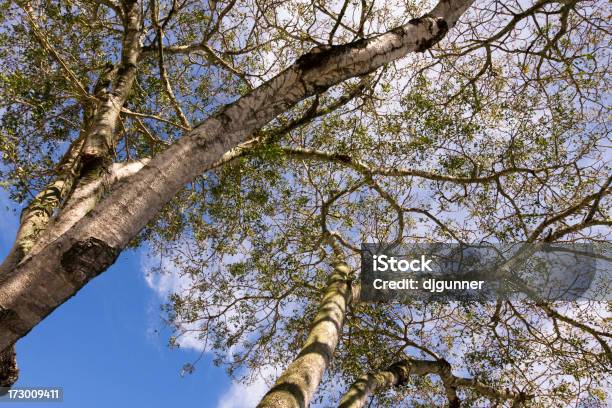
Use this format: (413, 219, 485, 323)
(338, 359, 531, 408)
(0, 0, 141, 276)
(0, 0, 474, 354)
(339, 359, 441, 408)
(0, 0, 143, 388)
(0, 134, 85, 278)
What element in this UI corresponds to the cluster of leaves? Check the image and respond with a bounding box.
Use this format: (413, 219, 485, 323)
(1, 0, 610, 406)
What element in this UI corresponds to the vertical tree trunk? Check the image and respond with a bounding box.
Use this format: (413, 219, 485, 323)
(257, 250, 352, 408)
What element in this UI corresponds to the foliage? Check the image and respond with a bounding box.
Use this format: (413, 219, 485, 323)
(1, 0, 610, 406)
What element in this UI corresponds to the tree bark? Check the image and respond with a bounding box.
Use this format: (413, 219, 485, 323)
(0, 0, 474, 352)
(0, 136, 85, 275)
(30, 160, 151, 252)
(79, 0, 142, 164)
(0, 0, 143, 387)
(0, 346, 18, 392)
(257, 249, 351, 408)
(338, 360, 439, 408)
(0, 0, 142, 276)
(338, 359, 530, 408)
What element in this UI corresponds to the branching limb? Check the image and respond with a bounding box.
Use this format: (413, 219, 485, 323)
(28, 159, 150, 253)
(535, 301, 612, 364)
(338, 358, 531, 408)
(150, 0, 191, 130)
(280, 147, 565, 185)
(328, 0, 350, 44)
(20, 3, 92, 101)
(528, 175, 612, 242)
(120, 107, 189, 131)
(210, 77, 372, 170)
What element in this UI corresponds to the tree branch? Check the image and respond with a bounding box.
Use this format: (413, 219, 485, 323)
(0, 0, 474, 353)
(338, 358, 531, 408)
(20, 3, 91, 101)
(280, 146, 563, 185)
(150, 0, 191, 130)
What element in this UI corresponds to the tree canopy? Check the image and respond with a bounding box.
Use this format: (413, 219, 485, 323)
(0, 0, 610, 406)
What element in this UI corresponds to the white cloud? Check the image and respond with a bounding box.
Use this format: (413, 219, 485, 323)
(140, 239, 295, 405)
(140, 245, 206, 351)
(140, 239, 258, 355)
(217, 366, 280, 408)
(142, 257, 190, 296)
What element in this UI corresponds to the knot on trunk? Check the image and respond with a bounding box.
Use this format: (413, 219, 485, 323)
(61, 237, 119, 286)
(389, 360, 411, 386)
(0, 346, 18, 391)
(296, 38, 369, 73)
(403, 15, 449, 52)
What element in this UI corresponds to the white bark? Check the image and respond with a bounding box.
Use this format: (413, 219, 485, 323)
(338, 359, 529, 408)
(29, 160, 150, 254)
(257, 252, 351, 408)
(0, 0, 474, 351)
(0, 0, 142, 276)
(339, 360, 442, 408)
(0, 0, 143, 388)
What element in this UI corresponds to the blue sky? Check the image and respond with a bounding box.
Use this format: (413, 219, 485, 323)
(0, 190, 264, 408)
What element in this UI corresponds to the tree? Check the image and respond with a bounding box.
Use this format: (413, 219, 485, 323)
(0, 0, 610, 406)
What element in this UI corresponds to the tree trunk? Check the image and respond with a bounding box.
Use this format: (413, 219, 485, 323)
(338, 359, 529, 408)
(0, 346, 18, 392)
(0, 0, 143, 387)
(338, 360, 438, 408)
(257, 250, 351, 408)
(0, 0, 474, 353)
